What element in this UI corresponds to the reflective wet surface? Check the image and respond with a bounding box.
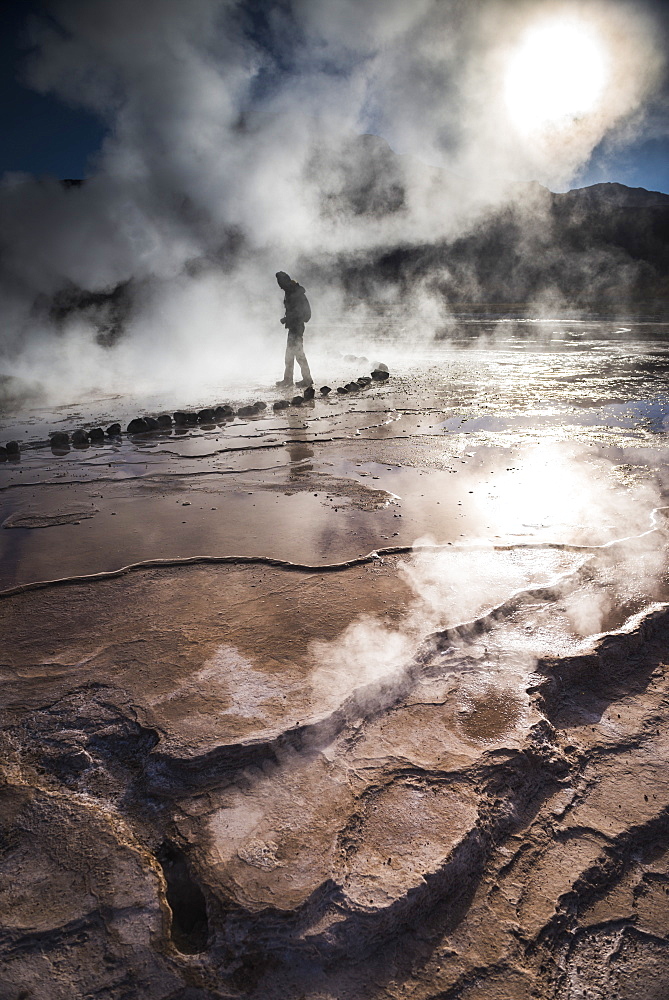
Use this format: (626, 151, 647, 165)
(4, 323, 669, 999)
(3, 329, 669, 591)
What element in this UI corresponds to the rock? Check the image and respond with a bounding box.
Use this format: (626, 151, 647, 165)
(49, 432, 70, 448)
(0, 784, 178, 996)
(89, 427, 105, 442)
(291, 396, 304, 406)
(60, 748, 92, 773)
(357, 376, 372, 386)
(337, 386, 349, 394)
(157, 414, 172, 428)
(273, 400, 290, 410)
(343, 353, 358, 362)
(371, 369, 390, 381)
(320, 386, 332, 395)
(0, 446, 8, 461)
(71, 429, 90, 446)
(173, 411, 198, 426)
(345, 382, 359, 392)
(5, 440, 20, 455)
(237, 403, 267, 417)
(127, 418, 149, 434)
(303, 386, 315, 400)
(214, 405, 234, 420)
(143, 416, 160, 431)
(106, 423, 121, 437)
(372, 362, 389, 372)
(197, 408, 216, 423)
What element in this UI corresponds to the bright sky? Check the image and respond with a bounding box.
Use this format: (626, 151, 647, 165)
(1, 0, 668, 194)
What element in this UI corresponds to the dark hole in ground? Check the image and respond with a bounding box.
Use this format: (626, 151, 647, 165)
(157, 841, 209, 954)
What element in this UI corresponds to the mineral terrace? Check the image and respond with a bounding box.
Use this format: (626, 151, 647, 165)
(3, 337, 669, 999)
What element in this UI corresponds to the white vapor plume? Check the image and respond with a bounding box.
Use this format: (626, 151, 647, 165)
(0, 0, 665, 401)
(308, 445, 667, 713)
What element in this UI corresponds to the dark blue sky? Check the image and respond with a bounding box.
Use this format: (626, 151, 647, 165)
(570, 132, 669, 194)
(0, 2, 107, 179)
(1, 0, 668, 193)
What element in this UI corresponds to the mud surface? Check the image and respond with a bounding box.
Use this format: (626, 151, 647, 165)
(3, 330, 669, 998)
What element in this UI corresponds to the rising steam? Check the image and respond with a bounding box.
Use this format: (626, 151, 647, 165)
(0, 0, 665, 401)
(309, 444, 667, 714)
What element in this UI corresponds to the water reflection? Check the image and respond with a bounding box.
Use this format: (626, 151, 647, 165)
(285, 412, 314, 479)
(2, 331, 669, 596)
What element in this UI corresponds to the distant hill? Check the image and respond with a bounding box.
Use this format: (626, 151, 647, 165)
(558, 182, 669, 210)
(328, 139, 669, 319)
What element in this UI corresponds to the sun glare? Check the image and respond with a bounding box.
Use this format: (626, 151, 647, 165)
(504, 17, 609, 135)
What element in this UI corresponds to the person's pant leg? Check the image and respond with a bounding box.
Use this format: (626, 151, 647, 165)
(295, 343, 312, 381)
(288, 322, 311, 381)
(284, 336, 296, 381)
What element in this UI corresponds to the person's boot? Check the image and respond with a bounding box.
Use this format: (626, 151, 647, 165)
(275, 377, 293, 388)
(295, 377, 313, 388)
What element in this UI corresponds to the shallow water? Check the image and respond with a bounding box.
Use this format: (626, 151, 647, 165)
(3, 329, 669, 733)
(3, 328, 669, 587)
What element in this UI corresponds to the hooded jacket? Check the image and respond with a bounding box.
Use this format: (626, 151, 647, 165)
(282, 280, 311, 329)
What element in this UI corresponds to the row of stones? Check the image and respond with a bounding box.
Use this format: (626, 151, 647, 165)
(0, 366, 391, 456)
(0, 440, 20, 460)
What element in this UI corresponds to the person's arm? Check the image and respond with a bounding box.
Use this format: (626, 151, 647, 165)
(284, 291, 298, 326)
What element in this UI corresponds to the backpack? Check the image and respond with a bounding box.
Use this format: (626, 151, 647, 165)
(297, 287, 311, 323)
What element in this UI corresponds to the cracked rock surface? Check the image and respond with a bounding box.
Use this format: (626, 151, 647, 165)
(3, 339, 669, 998)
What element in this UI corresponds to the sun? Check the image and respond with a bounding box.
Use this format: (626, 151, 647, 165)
(504, 17, 609, 136)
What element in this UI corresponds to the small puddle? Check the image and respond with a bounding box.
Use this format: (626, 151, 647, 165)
(456, 687, 524, 743)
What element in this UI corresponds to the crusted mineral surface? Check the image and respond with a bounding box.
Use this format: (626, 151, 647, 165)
(3, 339, 669, 998)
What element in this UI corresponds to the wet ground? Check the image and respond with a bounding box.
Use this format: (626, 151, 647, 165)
(3, 322, 669, 999)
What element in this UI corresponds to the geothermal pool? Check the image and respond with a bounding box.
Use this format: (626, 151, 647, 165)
(3, 322, 669, 999)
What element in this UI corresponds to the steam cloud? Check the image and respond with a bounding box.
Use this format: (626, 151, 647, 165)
(309, 444, 667, 714)
(0, 0, 666, 401)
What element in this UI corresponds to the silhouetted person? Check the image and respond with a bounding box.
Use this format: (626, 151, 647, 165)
(275, 271, 312, 388)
